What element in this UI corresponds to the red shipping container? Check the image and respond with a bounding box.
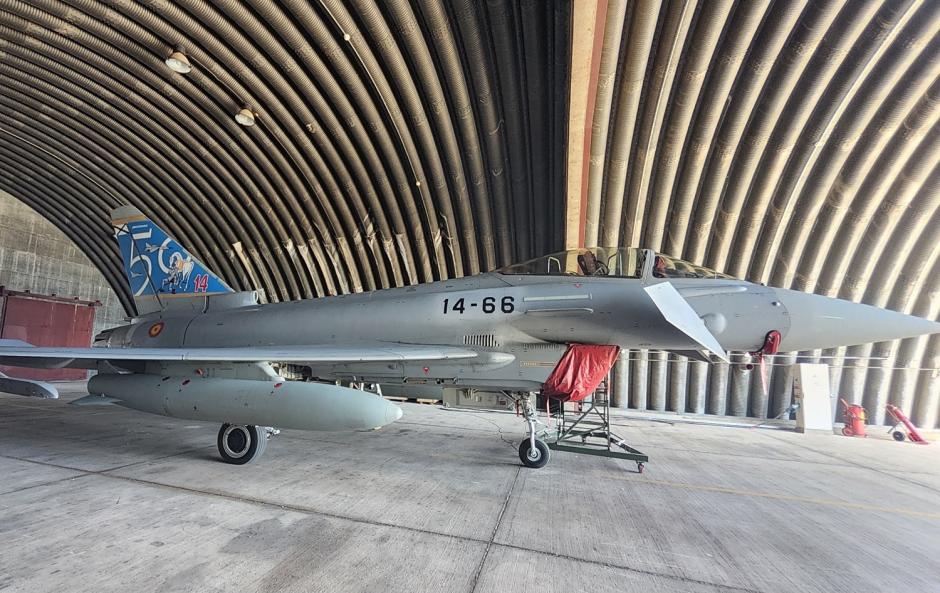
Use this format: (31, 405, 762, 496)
(0, 288, 99, 381)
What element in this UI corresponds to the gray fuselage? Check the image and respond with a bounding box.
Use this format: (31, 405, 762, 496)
(99, 272, 786, 392)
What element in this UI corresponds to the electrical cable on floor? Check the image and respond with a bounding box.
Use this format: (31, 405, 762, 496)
(438, 406, 518, 449)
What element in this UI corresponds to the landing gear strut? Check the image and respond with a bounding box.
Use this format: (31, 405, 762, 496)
(217, 423, 268, 465)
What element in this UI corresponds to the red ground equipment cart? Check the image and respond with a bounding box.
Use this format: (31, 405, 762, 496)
(840, 399, 867, 438)
(885, 404, 929, 444)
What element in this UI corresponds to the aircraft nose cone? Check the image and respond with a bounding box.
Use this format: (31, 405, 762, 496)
(774, 288, 940, 352)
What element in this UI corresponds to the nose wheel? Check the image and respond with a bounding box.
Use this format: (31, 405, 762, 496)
(514, 395, 551, 469)
(518, 438, 550, 468)
(217, 423, 268, 465)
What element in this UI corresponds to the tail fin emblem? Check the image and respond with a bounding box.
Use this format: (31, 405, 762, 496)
(110, 205, 233, 315)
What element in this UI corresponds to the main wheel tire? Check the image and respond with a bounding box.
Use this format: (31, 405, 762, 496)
(217, 424, 267, 465)
(518, 439, 550, 469)
(892, 430, 906, 442)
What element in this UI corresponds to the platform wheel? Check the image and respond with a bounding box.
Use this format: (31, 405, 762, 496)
(842, 426, 854, 437)
(892, 430, 906, 442)
(518, 439, 550, 469)
(217, 424, 267, 465)
(637, 462, 645, 474)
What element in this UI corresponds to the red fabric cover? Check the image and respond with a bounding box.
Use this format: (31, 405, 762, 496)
(541, 344, 621, 402)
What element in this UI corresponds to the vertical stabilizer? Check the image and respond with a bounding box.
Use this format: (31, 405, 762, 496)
(111, 206, 232, 314)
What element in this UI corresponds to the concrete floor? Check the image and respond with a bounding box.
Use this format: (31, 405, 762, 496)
(1, 384, 939, 593)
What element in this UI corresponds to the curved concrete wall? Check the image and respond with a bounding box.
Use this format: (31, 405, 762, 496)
(0, 191, 125, 336)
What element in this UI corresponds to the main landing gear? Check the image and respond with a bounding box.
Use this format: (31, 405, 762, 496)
(217, 424, 279, 464)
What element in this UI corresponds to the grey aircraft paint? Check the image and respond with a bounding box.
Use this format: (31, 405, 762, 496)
(86, 255, 938, 392)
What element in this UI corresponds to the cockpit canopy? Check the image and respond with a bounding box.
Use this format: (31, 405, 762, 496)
(650, 252, 735, 280)
(498, 247, 646, 278)
(496, 247, 734, 280)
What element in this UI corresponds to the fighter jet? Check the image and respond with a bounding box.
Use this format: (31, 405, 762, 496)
(1, 206, 937, 468)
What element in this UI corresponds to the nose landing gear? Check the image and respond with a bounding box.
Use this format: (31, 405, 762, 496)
(509, 390, 649, 472)
(518, 399, 551, 468)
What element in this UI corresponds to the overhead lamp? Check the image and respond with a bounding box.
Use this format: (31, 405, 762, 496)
(235, 108, 256, 127)
(165, 50, 192, 74)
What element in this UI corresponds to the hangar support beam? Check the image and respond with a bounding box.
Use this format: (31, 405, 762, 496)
(564, 0, 607, 250)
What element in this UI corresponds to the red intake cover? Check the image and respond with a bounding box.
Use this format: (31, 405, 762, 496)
(541, 344, 621, 402)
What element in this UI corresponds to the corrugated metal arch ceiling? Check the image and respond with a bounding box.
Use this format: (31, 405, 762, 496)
(0, 0, 937, 426)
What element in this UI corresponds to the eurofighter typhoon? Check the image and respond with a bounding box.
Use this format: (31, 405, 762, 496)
(1, 206, 938, 468)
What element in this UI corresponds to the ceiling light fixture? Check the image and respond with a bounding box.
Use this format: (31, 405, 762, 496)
(164, 50, 192, 74)
(235, 108, 256, 127)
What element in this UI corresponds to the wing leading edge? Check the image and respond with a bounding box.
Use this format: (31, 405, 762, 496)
(0, 340, 480, 370)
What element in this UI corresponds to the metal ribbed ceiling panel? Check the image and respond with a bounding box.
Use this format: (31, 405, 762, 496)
(0, 0, 570, 310)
